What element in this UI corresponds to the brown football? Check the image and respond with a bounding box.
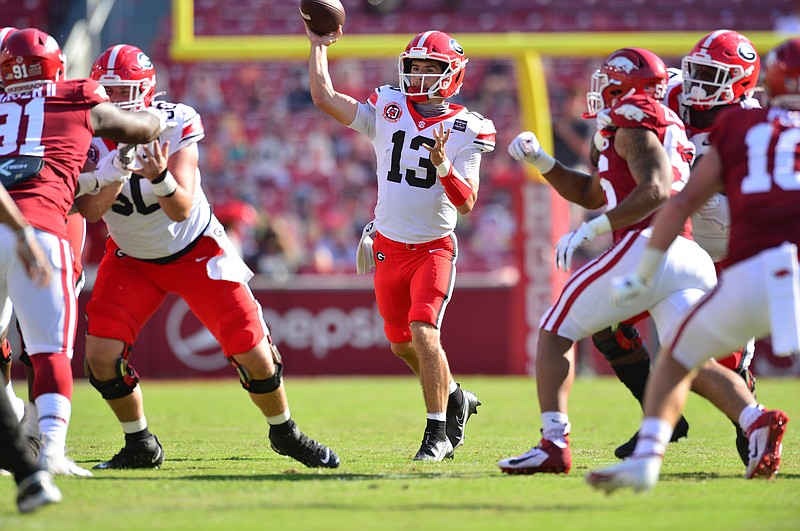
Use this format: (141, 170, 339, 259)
(300, 0, 346, 35)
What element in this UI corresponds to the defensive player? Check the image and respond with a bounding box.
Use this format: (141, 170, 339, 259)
(0, 28, 167, 476)
(498, 47, 743, 475)
(77, 44, 339, 470)
(586, 38, 798, 492)
(0, 180, 61, 513)
(305, 27, 493, 460)
(605, 30, 762, 463)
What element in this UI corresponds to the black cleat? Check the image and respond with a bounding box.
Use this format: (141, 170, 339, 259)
(446, 385, 481, 449)
(269, 422, 340, 469)
(614, 416, 689, 460)
(734, 368, 757, 466)
(94, 435, 164, 469)
(413, 430, 454, 462)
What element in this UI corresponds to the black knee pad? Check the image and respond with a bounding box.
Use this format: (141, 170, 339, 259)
(592, 323, 645, 362)
(230, 358, 283, 394)
(88, 344, 139, 400)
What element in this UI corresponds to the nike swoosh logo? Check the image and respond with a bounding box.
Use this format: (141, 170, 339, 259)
(320, 448, 330, 464)
(749, 442, 759, 461)
(428, 248, 444, 253)
(195, 256, 208, 262)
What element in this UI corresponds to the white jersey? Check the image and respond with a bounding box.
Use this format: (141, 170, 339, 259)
(349, 86, 495, 244)
(665, 68, 760, 261)
(89, 100, 210, 260)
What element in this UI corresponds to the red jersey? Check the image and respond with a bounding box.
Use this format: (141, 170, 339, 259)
(710, 107, 800, 266)
(2, 79, 108, 238)
(597, 93, 695, 243)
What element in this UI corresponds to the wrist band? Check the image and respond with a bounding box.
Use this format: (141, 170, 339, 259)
(531, 151, 556, 174)
(151, 170, 178, 197)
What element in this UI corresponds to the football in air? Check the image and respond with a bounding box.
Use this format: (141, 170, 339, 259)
(300, 0, 346, 35)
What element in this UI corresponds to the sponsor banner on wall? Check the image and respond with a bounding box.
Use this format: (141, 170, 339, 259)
(55, 277, 520, 379)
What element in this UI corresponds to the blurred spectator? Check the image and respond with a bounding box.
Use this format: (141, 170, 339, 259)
(775, 0, 800, 34)
(552, 85, 592, 173)
(251, 215, 302, 283)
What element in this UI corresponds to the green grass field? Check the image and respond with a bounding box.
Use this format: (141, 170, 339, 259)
(1, 376, 798, 529)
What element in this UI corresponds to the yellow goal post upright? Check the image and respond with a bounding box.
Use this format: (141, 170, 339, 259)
(169, 0, 785, 374)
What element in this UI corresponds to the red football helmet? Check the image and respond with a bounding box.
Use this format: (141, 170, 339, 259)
(585, 48, 668, 117)
(398, 30, 468, 102)
(0, 27, 18, 48)
(0, 28, 65, 95)
(681, 30, 760, 109)
(90, 44, 156, 111)
(764, 38, 800, 110)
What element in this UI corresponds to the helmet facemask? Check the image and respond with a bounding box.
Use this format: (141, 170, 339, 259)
(95, 75, 155, 111)
(682, 55, 752, 108)
(398, 56, 467, 102)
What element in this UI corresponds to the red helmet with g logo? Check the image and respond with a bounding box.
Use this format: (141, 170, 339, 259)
(681, 30, 760, 109)
(585, 47, 668, 117)
(398, 30, 468, 102)
(90, 44, 156, 111)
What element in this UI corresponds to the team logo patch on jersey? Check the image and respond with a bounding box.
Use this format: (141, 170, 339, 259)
(453, 118, 467, 132)
(614, 103, 646, 122)
(383, 102, 402, 122)
(87, 144, 100, 165)
(376, 251, 385, 262)
(737, 43, 758, 63)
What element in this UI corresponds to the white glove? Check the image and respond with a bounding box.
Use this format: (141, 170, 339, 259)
(554, 214, 611, 272)
(76, 149, 132, 197)
(611, 273, 649, 306)
(94, 148, 132, 187)
(507, 131, 556, 173)
(592, 109, 615, 152)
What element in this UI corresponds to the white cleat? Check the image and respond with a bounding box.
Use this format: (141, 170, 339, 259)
(39, 454, 93, 478)
(585, 455, 662, 494)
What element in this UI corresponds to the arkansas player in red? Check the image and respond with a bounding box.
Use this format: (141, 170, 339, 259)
(587, 38, 798, 493)
(499, 48, 747, 476)
(606, 30, 762, 464)
(0, 28, 167, 476)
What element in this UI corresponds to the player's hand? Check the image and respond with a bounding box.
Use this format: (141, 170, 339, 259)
(554, 222, 599, 272)
(304, 24, 343, 46)
(508, 131, 542, 163)
(15, 228, 50, 288)
(93, 149, 133, 188)
(136, 139, 170, 181)
(422, 123, 450, 167)
(611, 274, 649, 306)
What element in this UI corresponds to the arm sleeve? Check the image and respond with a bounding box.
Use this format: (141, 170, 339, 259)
(348, 102, 377, 140)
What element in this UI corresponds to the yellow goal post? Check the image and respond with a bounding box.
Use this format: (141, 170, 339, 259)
(170, 0, 785, 182)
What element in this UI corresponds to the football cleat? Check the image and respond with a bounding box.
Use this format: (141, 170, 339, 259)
(446, 385, 481, 450)
(413, 431, 454, 462)
(498, 438, 571, 475)
(39, 453, 93, 477)
(94, 435, 164, 470)
(586, 454, 663, 494)
(269, 422, 340, 469)
(16, 471, 62, 513)
(745, 409, 789, 480)
(614, 416, 689, 460)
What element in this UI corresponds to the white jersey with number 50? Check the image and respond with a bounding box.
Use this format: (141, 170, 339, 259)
(89, 100, 209, 260)
(349, 85, 496, 244)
